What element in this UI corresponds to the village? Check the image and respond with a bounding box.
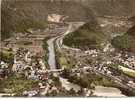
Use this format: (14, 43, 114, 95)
(1, 13, 135, 97)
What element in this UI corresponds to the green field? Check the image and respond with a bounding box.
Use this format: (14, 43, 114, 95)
(0, 74, 39, 95)
(118, 65, 135, 78)
(59, 56, 69, 69)
(108, 64, 135, 78)
(0, 50, 14, 64)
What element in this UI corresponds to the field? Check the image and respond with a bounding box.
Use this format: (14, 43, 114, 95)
(118, 65, 135, 78)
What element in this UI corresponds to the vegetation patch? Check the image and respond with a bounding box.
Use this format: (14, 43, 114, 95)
(108, 63, 135, 78)
(54, 43, 73, 69)
(112, 26, 135, 53)
(1, 1, 48, 40)
(54, 45, 68, 69)
(118, 66, 135, 78)
(61, 69, 116, 89)
(42, 37, 50, 69)
(59, 56, 69, 69)
(112, 34, 135, 52)
(0, 50, 14, 65)
(63, 23, 106, 50)
(0, 74, 38, 95)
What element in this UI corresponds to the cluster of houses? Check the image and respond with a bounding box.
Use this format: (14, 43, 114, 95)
(6, 47, 74, 96)
(22, 75, 60, 97)
(62, 43, 135, 89)
(12, 48, 46, 78)
(112, 52, 135, 70)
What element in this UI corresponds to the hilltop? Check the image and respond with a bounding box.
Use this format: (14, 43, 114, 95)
(63, 22, 106, 50)
(111, 20, 135, 53)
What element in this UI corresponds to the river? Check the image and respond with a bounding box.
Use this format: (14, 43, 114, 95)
(47, 24, 81, 92)
(47, 38, 57, 70)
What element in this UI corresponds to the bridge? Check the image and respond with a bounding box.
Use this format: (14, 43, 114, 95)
(38, 69, 64, 73)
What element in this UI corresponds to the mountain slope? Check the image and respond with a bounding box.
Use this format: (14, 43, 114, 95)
(63, 22, 106, 50)
(1, 0, 96, 40)
(87, 0, 135, 17)
(111, 25, 135, 53)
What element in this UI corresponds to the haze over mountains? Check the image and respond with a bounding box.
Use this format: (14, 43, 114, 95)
(1, 0, 135, 51)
